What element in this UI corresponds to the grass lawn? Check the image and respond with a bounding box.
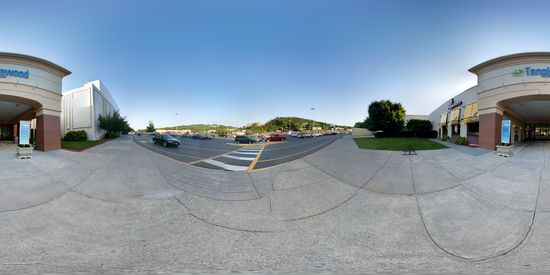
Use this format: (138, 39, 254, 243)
(61, 140, 102, 150)
(354, 137, 448, 151)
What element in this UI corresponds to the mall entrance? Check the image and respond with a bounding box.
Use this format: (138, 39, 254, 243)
(0, 99, 37, 146)
(526, 124, 550, 141)
(0, 124, 14, 141)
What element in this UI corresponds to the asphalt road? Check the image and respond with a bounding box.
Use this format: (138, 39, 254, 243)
(133, 134, 341, 171)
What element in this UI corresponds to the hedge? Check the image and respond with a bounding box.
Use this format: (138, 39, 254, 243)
(64, 130, 88, 141)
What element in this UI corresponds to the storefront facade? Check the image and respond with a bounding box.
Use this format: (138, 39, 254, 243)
(429, 52, 550, 150)
(0, 53, 71, 151)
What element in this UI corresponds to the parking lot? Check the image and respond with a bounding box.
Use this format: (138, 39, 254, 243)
(133, 134, 341, 171)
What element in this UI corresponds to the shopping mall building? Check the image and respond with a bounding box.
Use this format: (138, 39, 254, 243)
(429, 52, 550, 150)
(0, 52, 118, 151)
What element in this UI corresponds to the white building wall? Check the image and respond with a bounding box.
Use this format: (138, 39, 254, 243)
(428, 86, 478, 137)
(61, 80, 119, 140)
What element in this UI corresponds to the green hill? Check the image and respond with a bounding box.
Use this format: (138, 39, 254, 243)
(244, 117, 350, 133)
(158, 124, 237, 133)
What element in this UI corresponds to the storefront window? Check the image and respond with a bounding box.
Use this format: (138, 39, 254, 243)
(467, 122, 479, 136)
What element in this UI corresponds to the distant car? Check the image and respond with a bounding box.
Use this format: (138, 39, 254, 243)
(198, 134, 213, 140)
(136, 133, 142, 136)
(153, 134, 180, 147)
(249, 135, 263, 142)
(312, 132, 323, 137)
(264, 134, 287, 142)
(299, 132, 314, 138)
(235, 135, 257, 144)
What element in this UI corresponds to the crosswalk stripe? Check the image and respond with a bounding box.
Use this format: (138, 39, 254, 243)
(220, 155, 256, 161)
(204, 159, 248, 171)
(232, 152, 259, 155)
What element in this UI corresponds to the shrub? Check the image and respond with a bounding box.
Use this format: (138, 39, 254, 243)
(406, 119, 433, 132)
(454, 136, 469, 146)
(441, 135, 451, 142)
(64, 130, 87, 141)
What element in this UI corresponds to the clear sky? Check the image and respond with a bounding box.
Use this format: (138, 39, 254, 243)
(2, 0, 550, 129)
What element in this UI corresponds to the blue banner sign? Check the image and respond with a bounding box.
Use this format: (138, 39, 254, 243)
(501, 120, 511, 144)
(0, 68, 29, 79)
(19, 120, 31, 145)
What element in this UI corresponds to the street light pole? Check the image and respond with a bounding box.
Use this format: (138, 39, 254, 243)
(175, 113, 179, 134)
(310, 107, 316, 131)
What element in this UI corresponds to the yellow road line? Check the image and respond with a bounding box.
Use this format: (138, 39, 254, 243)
(247, 144, 266, 172)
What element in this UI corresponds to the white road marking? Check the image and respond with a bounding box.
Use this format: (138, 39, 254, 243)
(204, 159, 249, 171)
(238, 148, 262, 152)
(232, 152, 259, 155)
(220, 155, 256, 161)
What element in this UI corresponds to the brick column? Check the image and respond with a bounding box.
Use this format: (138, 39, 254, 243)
(479, 112, 502, 150)
(35, 114, 61, 151)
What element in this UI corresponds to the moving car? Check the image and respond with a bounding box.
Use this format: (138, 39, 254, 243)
(153, 134, 180, 147)
(235, 135, 257, 144)
(264, 134, 287, 142)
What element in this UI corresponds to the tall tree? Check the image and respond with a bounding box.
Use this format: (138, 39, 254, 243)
(98, 111, 132, 138)
(363, 100, 405, 132)
(146, 121, 155, 132)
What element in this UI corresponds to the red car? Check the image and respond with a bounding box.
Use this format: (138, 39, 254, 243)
(264, 134, 287, 142)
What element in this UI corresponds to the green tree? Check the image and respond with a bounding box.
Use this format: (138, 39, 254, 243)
(98, 111, 132, 138)
(363, 100, 405, 133)
(146, 121, 155, 132)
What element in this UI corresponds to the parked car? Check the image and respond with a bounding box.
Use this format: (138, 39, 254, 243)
(298, 132, 314, 138)
(153, 134, 180, 147)
(198, 134, 213, 140)
(250, 135, 263, 142)
(235, 135, 257, 144)
(312, 132, 323, 137)
(264, 134, 287, 142)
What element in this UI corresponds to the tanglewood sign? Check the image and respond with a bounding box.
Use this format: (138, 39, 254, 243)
(448, 98, 462, 110)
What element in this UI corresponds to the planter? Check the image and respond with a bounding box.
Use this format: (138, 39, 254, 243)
(16, 145, 33, 159)
(496, 144, 514, 158)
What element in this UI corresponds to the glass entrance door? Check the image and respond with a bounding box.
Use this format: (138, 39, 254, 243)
(0, 124, 13, 141)
(527, 124, 550, 140)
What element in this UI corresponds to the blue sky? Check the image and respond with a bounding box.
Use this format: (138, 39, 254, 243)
(2, 0, 550, 129)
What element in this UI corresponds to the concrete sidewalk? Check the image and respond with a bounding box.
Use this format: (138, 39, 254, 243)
(1, 135, 550, 273)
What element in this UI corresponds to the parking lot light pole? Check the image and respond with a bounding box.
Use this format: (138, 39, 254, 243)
(175, 113, 179, 134)
(310, 107, 316, 131)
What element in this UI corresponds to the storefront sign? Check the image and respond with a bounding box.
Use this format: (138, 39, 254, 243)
(448, 98, 462, 110)
(19, 120, 31, 145)
(513, 67, 550, 78)
(0, 68, 29, 79)
(501, 120, 511, 144)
